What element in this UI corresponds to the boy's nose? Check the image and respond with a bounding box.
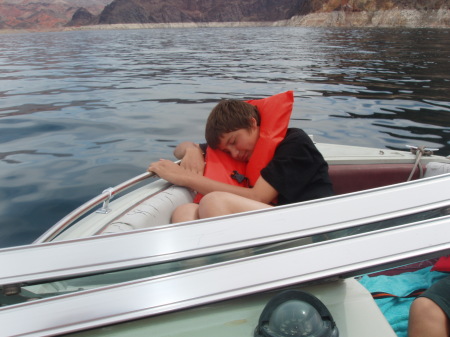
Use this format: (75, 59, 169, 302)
(230, 148, 239, 159)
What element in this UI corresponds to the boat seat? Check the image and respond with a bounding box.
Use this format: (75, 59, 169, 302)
(101, 186, 195, 234)
(328, 163, 424, 195)
(101, 162, 449, 234)
(329, 161, 450, 196)
(423, 161, 450, 177)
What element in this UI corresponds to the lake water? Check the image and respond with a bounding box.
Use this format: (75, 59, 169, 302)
(0, 27, 449, 248)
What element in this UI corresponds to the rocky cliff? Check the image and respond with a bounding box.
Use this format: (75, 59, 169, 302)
(285, 0, 450, 28)
(0, 0, 110, 30)
(68, 0, 308, 26)
(67, 0, 449, 28)
(309, 0, 447, 12)
(1, 0, 449, 30)
(69, 8, 98, 27)
(283, 8, 450, 28)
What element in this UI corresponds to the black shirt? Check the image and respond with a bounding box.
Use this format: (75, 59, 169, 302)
(261, 128, 333, 205)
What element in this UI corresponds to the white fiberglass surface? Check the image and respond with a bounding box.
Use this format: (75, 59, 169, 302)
(64, 279, 396, 337)
(2, 204, 449, 306)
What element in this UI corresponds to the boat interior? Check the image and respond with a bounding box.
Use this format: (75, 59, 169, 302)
(99, 158, 449, 236)
(329, 162, 422, 195)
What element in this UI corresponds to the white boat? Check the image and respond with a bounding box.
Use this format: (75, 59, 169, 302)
(1, 142, 449, 337)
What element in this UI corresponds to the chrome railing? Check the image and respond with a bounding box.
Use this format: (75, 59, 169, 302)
(33, 171, 155, 244)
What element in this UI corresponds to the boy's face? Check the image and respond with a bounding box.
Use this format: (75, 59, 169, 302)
(218, 118, 259, 162)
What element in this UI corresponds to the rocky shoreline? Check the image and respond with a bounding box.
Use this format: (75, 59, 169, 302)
(281, 8, 450, 28)
(1, 9, 449, 34)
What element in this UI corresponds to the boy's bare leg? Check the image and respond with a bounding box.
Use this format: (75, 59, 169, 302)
(198, 191, 272, 219)
(171, 203, 200, 223)
(409, 297, 449, 337)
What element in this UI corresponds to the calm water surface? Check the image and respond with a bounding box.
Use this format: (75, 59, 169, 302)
(0, 27, 449, 248)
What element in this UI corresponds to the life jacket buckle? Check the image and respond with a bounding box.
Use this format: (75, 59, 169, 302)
(230, 170, 247, 184)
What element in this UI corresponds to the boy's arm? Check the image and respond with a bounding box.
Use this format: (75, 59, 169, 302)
(148, 159, 277, 204)
(173, 141, 205, 175)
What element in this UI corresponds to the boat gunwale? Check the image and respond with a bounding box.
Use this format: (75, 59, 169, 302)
(33, 171, 156, 243)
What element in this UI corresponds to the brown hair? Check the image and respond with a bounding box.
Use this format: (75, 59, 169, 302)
(205, 100, 260, 149)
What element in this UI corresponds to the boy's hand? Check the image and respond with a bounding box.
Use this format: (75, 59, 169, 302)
(173, 142, 205, 175)
(148, 159, 191, 186)
(180, 146, 205, 175)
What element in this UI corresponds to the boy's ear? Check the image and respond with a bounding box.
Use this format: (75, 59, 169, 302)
(250, 117, 258, 127)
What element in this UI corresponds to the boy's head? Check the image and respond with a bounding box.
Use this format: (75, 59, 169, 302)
(205, 100, 260, 149)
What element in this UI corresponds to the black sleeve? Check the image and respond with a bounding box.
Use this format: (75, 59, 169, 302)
(261, 128, 333, 205)
(199, 143, 207, 154)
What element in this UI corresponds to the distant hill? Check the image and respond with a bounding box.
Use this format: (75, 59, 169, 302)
(93, 0, 307, 25)
(67, 0, 450, 28)
(0, 0, 448, 30)
(0, 0, 111, 30)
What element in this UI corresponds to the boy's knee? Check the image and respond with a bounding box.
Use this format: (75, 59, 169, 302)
(200, 191, 235, 207)
(198, 192, 233, 218)
(200, 191, 228, 205)
(171, 203, 199, 223)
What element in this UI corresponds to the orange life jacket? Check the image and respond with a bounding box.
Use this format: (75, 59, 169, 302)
(194, 91, 294, 203)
